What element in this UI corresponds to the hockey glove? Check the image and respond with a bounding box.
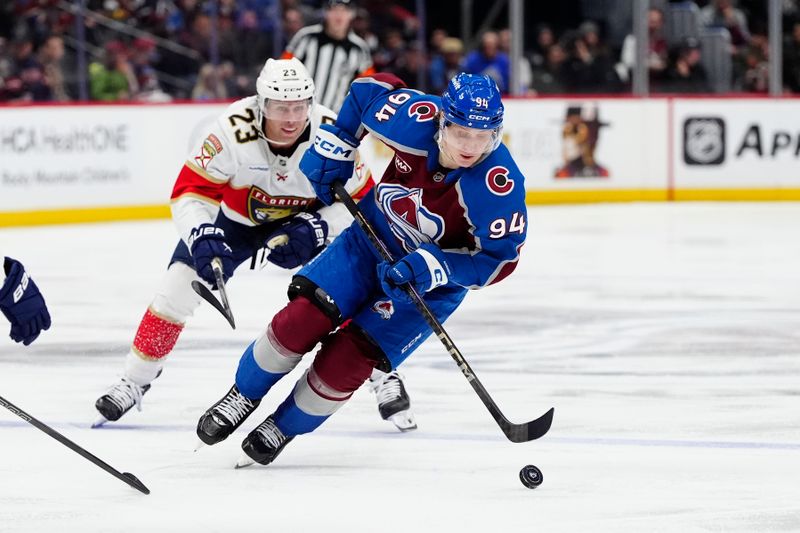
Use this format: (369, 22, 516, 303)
(299, 123, 359, 206)
(188, 224, 235, 288)
(377, 243, 452, 303)
(0, 257, 51, 345)
(266, 212, 329, 270)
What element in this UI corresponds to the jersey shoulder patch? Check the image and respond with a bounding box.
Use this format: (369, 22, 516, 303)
(364, 93, 440, 155)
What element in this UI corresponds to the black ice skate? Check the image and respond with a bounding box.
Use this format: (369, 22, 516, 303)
(93, 378, 151, 427)
(370, 370, 417, 432)
(196, 385, 261, 446)
(236, 416, 294, 468)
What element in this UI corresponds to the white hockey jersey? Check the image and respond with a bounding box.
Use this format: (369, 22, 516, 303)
(170, 96, 371, 247)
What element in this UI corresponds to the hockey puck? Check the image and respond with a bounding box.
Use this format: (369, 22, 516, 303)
(519, 464, 543, 489)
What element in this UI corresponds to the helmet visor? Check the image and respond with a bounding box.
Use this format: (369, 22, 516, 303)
(440, 122, 498, 157)
(264, 98, 312, 121)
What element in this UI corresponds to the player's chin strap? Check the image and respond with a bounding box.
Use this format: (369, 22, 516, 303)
(257, 118, 310, 146)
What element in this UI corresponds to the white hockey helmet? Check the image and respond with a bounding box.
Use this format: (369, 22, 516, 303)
(256, 57, 315, 110)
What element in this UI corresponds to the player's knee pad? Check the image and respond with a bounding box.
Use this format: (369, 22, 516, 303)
(150, 262, 203, 322)
(287, 275, 343, 325)
(271, 295, 334, 355)
(310, 325, 383, 395)
(249, 322, 304, 374)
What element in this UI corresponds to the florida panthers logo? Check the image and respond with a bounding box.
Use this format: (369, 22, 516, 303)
(486, 166, 513, 196)
(376, 183, 445, 253)
(372, 299, 394, 320)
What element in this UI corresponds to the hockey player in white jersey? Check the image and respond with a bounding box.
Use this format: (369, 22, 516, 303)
(0, 253, 50, 346)
(93, 58, 416, 430)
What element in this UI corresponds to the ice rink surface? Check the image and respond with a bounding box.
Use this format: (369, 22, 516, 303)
(1, 202, 799, 532)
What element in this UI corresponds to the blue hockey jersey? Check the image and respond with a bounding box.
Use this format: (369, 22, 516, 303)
(337, 74, 527, 289)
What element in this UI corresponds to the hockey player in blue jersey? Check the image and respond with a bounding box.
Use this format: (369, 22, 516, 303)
(195, 72, 528, 467)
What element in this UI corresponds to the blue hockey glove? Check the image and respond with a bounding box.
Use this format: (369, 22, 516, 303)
(299, 123, 359, 206)
(0, 257, 51, 345)
(188, 224, 234, 287)
(377, 243, 453, 302)
(266, 212, 329, 270)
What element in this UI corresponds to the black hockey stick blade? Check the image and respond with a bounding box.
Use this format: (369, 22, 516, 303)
(0, 395, 150, 495)
(191, 280, 236, 329)
(210, 258, 235, 328)
(500, 407, 555, 443)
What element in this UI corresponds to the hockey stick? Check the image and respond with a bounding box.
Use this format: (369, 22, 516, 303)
(332, 182, 554, 443)
(192, 257, 236, 329)
(0, 394, 150, 494)
(192, 236, 290, 329)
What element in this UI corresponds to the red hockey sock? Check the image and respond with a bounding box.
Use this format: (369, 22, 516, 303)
(132, 308, 184, 360)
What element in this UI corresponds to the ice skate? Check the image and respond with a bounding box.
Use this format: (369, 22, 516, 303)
(196, 385, 261, 446)
(93, 378, 151, 427)
(370, 370, 417, 432)
(237, 416, 294, 467)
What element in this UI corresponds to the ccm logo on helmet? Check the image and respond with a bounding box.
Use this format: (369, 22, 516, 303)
(468, 114, 491, 121)
(486, 166, 513, 196)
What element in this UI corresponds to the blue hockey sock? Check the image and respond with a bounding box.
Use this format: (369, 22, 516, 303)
(235, 341, 288, 399)
(272, 392, 330, 436)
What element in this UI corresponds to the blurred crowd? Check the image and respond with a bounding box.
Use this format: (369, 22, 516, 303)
(2, 0, 800, 103)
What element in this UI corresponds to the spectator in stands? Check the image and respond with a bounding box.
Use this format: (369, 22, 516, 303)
(191, 62, 227, 100)
(741, 34, 769, 93)
(130, 37, 158, 90)
(390, 41, 424, 87)
(783, 21, 800, 93)
(529, 24, 555, 70)
(661, 37, 711, 93)
(429, 36, 464, 94)
(134, 67, 173, 103)
(89, 40, 136, 101)
(699, 0, 752, 49)
(530, 42, 567, 94)
(464, 31, 510, 93)
(352, 8, 379, 54)
(616, 7, 669, 86)
(498, 28, 533, 94)
(373, 27, 406, 73)
(559, 28, 620, 93)
(283, 8, 306, 45)
(234, 8, 272, 73)
(37, 35, 68, 101)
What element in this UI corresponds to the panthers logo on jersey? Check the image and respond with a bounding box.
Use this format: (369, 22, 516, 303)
(376, 183, 445, 253)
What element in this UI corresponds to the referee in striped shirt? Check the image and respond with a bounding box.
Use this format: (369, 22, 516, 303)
(282, 0, 375, 112)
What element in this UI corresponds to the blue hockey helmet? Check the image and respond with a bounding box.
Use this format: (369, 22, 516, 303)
(441, 73, 504, 130)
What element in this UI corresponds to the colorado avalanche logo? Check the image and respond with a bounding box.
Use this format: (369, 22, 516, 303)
(372, 300, 394, 320)
(376, 184, 445, 253)
(408, 101, 438, 122)
(486, 166, 513, 196)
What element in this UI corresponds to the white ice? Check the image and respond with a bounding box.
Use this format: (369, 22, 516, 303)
(1, 202, 799, 532)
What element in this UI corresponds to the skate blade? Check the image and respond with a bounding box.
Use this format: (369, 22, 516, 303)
(388, 411, 417, 432)
(91, 415, 109, 428)
(235, 454, 256, 469)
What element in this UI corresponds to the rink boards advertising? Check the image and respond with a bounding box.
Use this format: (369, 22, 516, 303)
(1, 97, 800, 226)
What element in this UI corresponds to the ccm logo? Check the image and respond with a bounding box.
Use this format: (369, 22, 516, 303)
(468, 115, 490, 121)
(314, 138, 354, 158)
